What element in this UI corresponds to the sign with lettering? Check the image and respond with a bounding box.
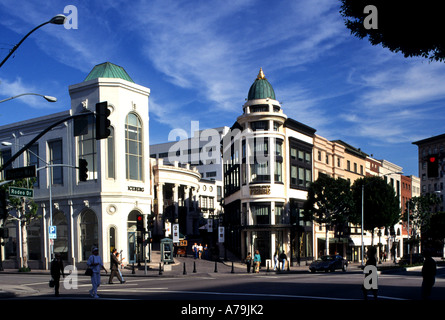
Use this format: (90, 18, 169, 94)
(128, 186, 144, 192)
(9, 187, 33, 198)
(249, 185, 270, 195)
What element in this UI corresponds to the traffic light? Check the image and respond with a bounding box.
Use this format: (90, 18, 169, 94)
(95, 101, 111, 140)
(79, 158, 88, 181)
(427, 154, 439, 178)
(136, 214, 144, 232)
(0, 189, 7, 221)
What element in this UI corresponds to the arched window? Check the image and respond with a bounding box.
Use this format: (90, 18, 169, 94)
(80, 209, 98, 261)
(125, 113, 143, 181)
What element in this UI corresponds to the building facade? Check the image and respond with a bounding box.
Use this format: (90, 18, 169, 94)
(0, 62, 152, 269)
(222, 69, 316, 266)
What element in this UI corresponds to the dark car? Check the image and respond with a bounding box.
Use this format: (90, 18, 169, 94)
(398, 253, 424, 266)
(309, 255, 348, 273)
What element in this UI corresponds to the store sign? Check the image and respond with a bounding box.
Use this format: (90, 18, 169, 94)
(128, 186, 144, 192)
(249, 185, 270, 195)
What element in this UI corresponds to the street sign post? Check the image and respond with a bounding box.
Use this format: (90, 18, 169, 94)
(9, 187, 33, 198)
(49, 226, 57, 240)
(5, 165, 36, 180)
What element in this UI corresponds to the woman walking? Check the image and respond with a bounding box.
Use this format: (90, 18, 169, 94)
(253, 250, 261, 273)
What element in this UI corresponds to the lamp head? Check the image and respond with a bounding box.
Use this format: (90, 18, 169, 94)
(49, 14, 67, 25)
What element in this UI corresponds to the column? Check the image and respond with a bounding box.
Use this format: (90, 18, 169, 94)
(68, 200, 75, 266)
(173, 183, 179, 220)
(41, 204, 49, 270)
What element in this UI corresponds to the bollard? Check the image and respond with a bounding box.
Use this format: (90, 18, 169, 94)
(214, 261, 218, 273)
(132, 263, 135, 274)
(193, 261, 197, 273)
(159, 262, 163, 275)
(183, 262, 187, 275)
(231, 261, 235, 274)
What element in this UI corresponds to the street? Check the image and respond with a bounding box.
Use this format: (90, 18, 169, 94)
(1, 258, 444, 301)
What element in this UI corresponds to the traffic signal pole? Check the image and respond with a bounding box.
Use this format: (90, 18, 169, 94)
(0, 112, 93, 173)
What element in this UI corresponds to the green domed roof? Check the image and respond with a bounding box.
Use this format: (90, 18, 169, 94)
(247, 68, 276, 100)
(84, 62, 134, 83)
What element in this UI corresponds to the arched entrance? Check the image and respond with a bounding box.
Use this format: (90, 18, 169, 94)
(53, 211, 68, 261)
(80, 209, 98, 261)
(127, 210, 142, 264)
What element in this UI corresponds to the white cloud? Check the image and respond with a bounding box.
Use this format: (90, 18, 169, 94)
(0, 77, 58, 108)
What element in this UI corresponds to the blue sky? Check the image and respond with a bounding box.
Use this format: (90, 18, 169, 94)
(1, 0, 444, 177)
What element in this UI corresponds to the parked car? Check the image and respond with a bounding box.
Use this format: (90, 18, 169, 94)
(398, 253, 424, 265)
(309, 255, 348, 273)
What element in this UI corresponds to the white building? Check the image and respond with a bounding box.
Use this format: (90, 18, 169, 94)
(222, 69, 316, 265)
(0, 62, 227, 270)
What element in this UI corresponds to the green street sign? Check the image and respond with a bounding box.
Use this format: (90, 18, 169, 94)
(9, 187, 33, 198)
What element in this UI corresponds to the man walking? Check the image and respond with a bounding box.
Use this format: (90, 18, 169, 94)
(109, 248, 125, 284)
(87, 247, 107, 298)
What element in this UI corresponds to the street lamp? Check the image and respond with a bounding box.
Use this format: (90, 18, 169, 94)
(0, 14, 67, 68)
(0, 93, 57, 104)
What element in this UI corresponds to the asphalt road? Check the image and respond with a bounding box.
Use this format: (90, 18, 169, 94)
(1, 262, 443, 318)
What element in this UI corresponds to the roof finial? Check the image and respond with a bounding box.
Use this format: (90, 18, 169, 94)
(257, 67, 266, 80)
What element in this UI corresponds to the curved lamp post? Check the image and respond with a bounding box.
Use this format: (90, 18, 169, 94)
(0, 14, 67, 68)
(0, 93, 57, 104)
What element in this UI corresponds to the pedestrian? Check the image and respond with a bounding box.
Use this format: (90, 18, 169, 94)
(245, 252, 252, 273)
(198, 243, 203, 259)
(87, 247, 107, 298)
(279, 251, 287, 271)
(273, 251, 278, 270)
(204, 244, 209, 259)
(116, 251, 125, 282)
(253, 250, 261, 273)
(108, 248, 125, 284)
(192, 243, 198, 259)
(421, 249, 436, 300)
(50, 253, 65, 297)
(362, 246, 378, 300)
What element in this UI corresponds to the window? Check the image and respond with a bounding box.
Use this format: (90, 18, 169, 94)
(251, 203, 270, 225)
(275, 203, 285, 224)
(251, 121, 269, 131)
(274, 139, 283, 183)
(289, 138, 312, 190)
(250, 138, 270, 183)
(107, 127, 115, 179)
(27, 144, 39, 187)
(0, 148, 11, 180)
(250, 105, 268, 112)
(48, 140, 63, 185)
(125, 113, 143, 181)
(78, 115, 97, 180)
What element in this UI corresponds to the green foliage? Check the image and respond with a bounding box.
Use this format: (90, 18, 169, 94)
(339, 0, 445, 62)
(403, 194, 440, 233)
(0, 178, 39, 224)
(304, 174, 353, 228)
(351, 176, 400, 232)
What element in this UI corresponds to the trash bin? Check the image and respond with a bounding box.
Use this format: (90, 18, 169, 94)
(160, 238, 174, 264)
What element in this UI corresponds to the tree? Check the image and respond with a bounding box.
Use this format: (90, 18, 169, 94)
(404, 193, 440, 238)
(351, 176, 400, 245)
(339, 0, 445, 62)
(0, 179, 39, 270)
(304, 174, 353, 255)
